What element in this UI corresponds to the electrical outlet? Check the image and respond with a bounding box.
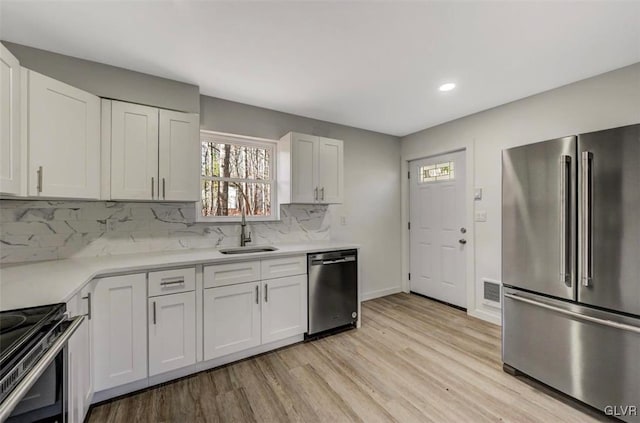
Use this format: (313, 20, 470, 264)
(340, 216, 347, 225)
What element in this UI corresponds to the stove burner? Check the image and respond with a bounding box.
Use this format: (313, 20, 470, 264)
(0, 314, 28, 333)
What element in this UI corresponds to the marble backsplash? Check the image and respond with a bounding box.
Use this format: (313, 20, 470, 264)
(0, 201, 331, 265)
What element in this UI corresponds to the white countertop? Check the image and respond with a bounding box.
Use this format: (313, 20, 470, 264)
(0, 242, 359, 311)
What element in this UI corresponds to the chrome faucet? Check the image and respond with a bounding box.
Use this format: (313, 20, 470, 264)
(240, 204, 252, 247)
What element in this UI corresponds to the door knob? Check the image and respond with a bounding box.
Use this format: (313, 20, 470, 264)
(460, 227, 467, 234)
(459, 239, 467, 245)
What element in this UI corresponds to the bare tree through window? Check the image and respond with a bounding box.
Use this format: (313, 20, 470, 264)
(201, 133, 275, 219)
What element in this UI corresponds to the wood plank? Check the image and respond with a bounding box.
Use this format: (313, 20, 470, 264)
(87, 293, 605, 423)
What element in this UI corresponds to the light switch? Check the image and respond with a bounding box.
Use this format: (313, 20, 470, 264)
(475, 211, 487, 222)
(340, 216, 347, 225)
(474, 188, 483, 200)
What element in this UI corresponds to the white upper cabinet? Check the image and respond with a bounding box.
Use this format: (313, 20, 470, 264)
(110, 101, 159, 200)
(317, 137, 344, 204)
(0, 43, 21, 195)
(28, 70, 101, 198)
(278, 132, 343, 204)
(158, 109, 200, 201)
(108, 100, 199, 201)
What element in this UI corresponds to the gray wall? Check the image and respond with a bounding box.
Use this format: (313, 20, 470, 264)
(2, 41, 199, 113)
(201, 96, 403, 300)
(401, 62, 640, 323)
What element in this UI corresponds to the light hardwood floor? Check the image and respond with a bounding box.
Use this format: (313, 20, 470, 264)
(88, 293, 608, 422)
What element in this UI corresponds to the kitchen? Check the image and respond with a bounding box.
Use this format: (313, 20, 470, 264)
(0, 1, 639, 422)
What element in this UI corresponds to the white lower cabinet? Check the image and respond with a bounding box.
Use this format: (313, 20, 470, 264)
(148, 291, 196, 376)
(261, 275, 307, 344)
(203, 282, 261, 360)
(66, 285, 93, 423)
(203, 257, 308, 361)
(93, 273, 147, 391)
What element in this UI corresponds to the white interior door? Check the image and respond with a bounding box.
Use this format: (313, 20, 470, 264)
(409, 150, 467, 308)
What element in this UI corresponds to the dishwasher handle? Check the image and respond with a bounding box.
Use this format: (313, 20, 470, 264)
(311, 256, 356, 266)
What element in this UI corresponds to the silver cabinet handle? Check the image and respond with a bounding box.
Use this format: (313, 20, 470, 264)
(559, 155, 571, 286)
(151, 176, 155, 199)
(160, 277, 185, 287)
(152, 301, 157, 325)
(581, 151, 592, 287)
(0, 315, 84, 422)
(37, 166, 43, 193)
(265, 283, 268, 302)
(314, 187, 318, 201)
(162, 178, 166, 200)
(321, 187, 325, 201)
(82, 292, 92, 320)
(504, 293, 640, 334)
(255, 285, 259, 304)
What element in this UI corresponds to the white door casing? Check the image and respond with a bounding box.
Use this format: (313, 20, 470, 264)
(409, 150, 467, 308)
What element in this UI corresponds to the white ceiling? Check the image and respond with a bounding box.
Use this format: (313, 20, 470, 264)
(1, 1, 639, 136)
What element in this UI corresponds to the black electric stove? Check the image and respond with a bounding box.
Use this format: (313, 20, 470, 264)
(0, 304, 66, 404)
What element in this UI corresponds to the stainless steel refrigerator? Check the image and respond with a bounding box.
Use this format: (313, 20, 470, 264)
(502, 124, 640, 422)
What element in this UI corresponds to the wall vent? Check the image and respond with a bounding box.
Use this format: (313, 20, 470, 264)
(483, 280, 501, 303)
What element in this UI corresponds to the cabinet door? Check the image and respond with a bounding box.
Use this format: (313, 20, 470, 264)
(0, 44, 21, 195)
(203, 283, 261, 360)
(79, 284, 94, 416)
(261, 275, 307, 344)
(93, 274, 147, 391)
(317, 137, 343, 204)
(110, 101, 158, 200)
(65, 287, 91, 423)
(158, 110, 200, 201)
(148, 291, 196, 376)
(291, 133, 318, 203)
(28, 70, 100, 198)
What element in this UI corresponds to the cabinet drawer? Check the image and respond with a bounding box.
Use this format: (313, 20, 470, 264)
(204, 261, 261, 288)
(148, 267, 195, 297)
(261, 255, 307, 279)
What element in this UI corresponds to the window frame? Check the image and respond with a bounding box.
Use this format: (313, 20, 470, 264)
(198, 130, 279, 223)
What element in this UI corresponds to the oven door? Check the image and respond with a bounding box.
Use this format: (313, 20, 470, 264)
(0, 316, 84, 423)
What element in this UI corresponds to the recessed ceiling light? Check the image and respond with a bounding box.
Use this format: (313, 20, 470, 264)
(439, 83, 456, 92)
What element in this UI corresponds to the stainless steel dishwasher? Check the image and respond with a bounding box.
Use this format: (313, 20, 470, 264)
(307, 250, 358, 337)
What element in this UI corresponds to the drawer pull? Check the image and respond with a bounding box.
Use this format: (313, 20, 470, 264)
(160, 277, 185, 287)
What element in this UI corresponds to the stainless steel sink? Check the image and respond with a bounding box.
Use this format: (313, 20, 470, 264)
(219, 246, 279, 255)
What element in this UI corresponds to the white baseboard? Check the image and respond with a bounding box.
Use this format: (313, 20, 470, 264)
(361, 286, 402, 301)
(468, 307, 502, 326)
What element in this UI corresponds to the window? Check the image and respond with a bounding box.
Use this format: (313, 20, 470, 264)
(420, 161, 455, 183)
(200, 131, 276, 221)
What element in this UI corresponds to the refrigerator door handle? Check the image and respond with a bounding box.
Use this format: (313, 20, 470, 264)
(559, 155, 571, 286)
(504, 293, 640, 334)
(581, 151, 593, 287)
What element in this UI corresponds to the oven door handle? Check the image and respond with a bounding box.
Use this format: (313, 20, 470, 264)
(0, 315, 84, 422)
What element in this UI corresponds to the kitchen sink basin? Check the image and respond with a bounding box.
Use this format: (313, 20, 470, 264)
(219, 246, 279, 255)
